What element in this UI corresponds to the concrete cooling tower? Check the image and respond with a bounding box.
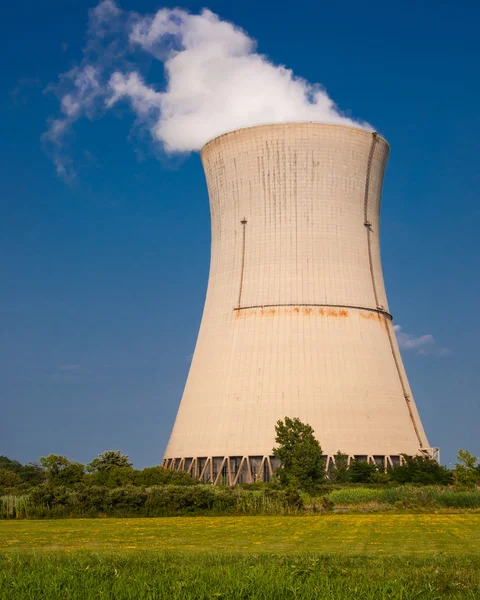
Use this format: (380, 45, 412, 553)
(163, 123, 437, 484)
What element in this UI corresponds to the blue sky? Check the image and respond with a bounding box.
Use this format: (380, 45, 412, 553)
(1, 0, 479, 468)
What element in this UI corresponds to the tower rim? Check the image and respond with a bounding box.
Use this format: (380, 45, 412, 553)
(200, 122, 389, 155)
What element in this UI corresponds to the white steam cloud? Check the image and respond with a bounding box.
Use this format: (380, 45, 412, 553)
(394, 325, 449, 357)
(44, 0, 371, 180)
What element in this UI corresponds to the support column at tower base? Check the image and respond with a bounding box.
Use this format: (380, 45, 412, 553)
(162, 449, 440, 485)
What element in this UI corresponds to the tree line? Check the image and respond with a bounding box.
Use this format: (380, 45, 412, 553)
(1, 418, 479, 519)
(0, 450, 195, 492)
(272, 417, 480, 491)
(2, 419, 480, 494)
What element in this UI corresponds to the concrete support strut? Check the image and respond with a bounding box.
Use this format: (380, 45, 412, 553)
(162, 449, 440, 485)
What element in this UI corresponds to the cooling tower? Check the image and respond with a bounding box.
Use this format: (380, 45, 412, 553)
(163, 123, 436, 484)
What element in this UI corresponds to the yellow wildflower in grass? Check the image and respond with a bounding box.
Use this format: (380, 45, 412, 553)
(1, 514, 480, 555)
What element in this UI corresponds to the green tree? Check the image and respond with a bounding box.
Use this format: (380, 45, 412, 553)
(135, 466, 197, 486)
(0, 456, 23, 473)
(0, 456, 47, 487)
(272, 417, 325, 490)
(348, 459, 379, 483)
(0, 469, 22, 488)
(86, 466, 136, 488)
(39, 454, 84, 486)
(18, 463, 46, 486)
(454, 449, 480, 489)
(86, 450, 133, 473)
(329, 451, 350, 483)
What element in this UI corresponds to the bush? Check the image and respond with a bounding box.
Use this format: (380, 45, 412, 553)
(390, 455, 452, 486)
(348, 460, 379, 484)
(85, 467, 137, 488)
(75, 485, 110, 514)
(145, 485, 220, 515)
(0, 469, 22, 489)
(108, 486, 148, 514)
(321, 495, 335, 512)
(136, 466, 198, 487)
(329, 452, 350, 483)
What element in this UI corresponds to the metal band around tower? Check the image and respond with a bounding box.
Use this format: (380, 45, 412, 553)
(234, 303, 393, 319)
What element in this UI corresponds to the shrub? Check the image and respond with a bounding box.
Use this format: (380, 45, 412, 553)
(329, 452, 350, 483)
(0, 457, 23, 473)
(348, 460, 379, 484)
(145, 485, 219, 515)
(0, 469, 22, 489)
(75, 485, 110, 514)
(136, 466, 198, 487)
(18, 463, 46, 486)
(321, 495, 335, 512)
(389, 455, 452, 485)
(108, 486, 148, 514)
(85, 466, 137, 488)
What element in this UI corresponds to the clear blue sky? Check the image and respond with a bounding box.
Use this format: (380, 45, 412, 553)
(1, 0, 479, 468)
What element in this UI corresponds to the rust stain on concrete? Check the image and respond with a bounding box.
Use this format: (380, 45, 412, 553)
(234, 306, 354, 319)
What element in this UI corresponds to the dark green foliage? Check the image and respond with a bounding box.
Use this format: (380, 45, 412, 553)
(2, 447, 478, 519)
(1, 484, 311, 519)
(135, 466, 197, 486)
(108, 486, 148, 514)
(84, 466, 199, 488)
(389, 454, 453, 485)
(85, 466, 136, 488)
(39, 455, 85, 486)
(86, 450, 133, 473)
(348, 460, 379, 483)
(283, 487, 304, 510)
(4, 482, 480, 519)
(17, 463, 46, 486)
(75, 486, 110, 514)
(145, 485, 226, 515)
(0, 457, 22, 473)
(0, 470, 22, 489)
(329, 451, 350, 483)
(272, 417, 325, 490)
(0, 458, 46, 487)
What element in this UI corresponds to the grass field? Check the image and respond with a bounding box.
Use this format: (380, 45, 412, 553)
(1, 515, 480, 599)
(1, 514, 480, 554)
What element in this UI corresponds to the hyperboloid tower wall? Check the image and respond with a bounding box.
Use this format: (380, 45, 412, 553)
(163, 123, 435, 484)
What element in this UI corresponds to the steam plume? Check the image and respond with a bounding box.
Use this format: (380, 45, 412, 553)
(44, 0, 371, 179)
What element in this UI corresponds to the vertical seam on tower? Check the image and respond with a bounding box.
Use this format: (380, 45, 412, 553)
(364, 132, 424, 450)
(237, 218, 248, 308)
(364, 132, 380, 309)
(384, 317, 424, 448)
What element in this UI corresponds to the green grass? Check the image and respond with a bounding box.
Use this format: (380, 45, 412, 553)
(2, 516, 480, 599)
(328, 486, 480, 508)
(1, 552, 480, 600)
(1, 514, 480, 554)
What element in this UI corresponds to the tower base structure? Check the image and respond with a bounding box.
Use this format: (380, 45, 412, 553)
(162, 449, 440, 485)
